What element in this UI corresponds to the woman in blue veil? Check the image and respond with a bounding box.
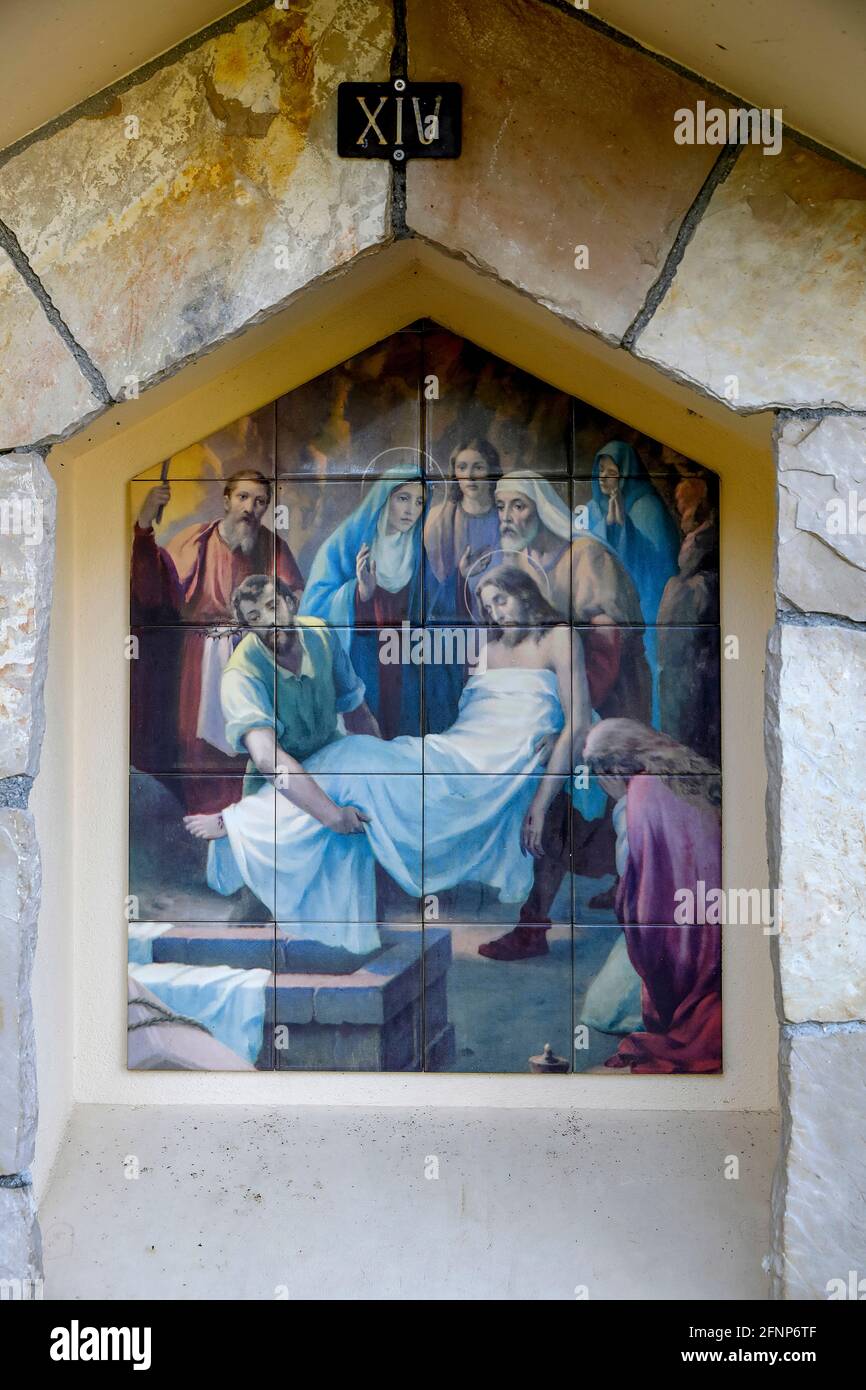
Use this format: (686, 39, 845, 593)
(587, 441, 680, 722)
(299, 466, 424, 738)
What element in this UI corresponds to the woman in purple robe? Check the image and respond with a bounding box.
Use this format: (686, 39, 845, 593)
(583, 718, 722, 1074)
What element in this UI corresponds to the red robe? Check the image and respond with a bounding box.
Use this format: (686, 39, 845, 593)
(607, 775, 722, 1074)
(131, 520, 303, 811)
(354, 582, 411, 741)
(582, 622, 621, 712)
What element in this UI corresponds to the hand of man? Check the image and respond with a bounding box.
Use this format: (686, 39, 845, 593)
(520, 803, 547, 858)
(343, 702, 382, 740)
(534, 732, 557, 765)
(137, 484, 171, 530)
(464, 545, 493, 580)
(330, 805, 371, 835)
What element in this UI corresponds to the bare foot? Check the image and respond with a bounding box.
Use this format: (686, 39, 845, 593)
(183, 812, 227, 841)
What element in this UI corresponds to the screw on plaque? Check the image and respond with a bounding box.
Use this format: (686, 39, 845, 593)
(393, 78, 406, 91)
(393, 149, 405, 162)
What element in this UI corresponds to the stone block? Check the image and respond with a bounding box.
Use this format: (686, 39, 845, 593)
(773, 1025, 866, 1299)
(636, 143, 866, 409)
(275, 932, 377, 975)
(312, 932, 423, 1025)
(766, 622, 866, 1022)
(274, 1016, 417, 1071)
(0, 1179, 42, 1289)
(382, 1000, 421, 1071)
(426, 1022, 456, 1072)
(151, 924, 275, 972)
(424, 972, 449, 1042)
(312, 980, 388, 1027)
(268, 975, 314, 1027)
(777, 415, 866, 623)
(0, 1, 393, 399)
(0, 810, 39, 1175)
(0, 453, 56, 778)
(273, 927, 452, 1069)
(0, 250, 100, 449)
(421, 926, 452, 985)
(406, 0, 719, 342)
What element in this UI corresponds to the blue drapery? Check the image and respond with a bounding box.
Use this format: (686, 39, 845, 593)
(586, 441, 680, 723)
(298, 467, 423, 736)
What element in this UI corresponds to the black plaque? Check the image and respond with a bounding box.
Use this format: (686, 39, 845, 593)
(337, 80, 461, 161)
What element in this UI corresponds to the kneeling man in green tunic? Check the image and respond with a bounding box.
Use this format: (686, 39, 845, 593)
(184, 574, 381, 841)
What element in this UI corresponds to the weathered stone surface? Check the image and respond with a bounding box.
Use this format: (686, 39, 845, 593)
(405, 0, 719, 343)
(772, 1025, 866, 1299)
(765, 623, 866, 1022)
(636, 143, 866, 409)
(0, 249, 99, 448)
(0, 1179, 42, 1288)
(0, 1, 392, 398)
(0, 776, 30, 809)
(0, 453, 56, 778)
(777, 415, 866, 622)
(0, 810, 40, 1174)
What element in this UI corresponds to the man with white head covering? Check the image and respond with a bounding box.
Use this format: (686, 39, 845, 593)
(493, 473, 650, 717)
(478, 473, 652, 961)
(494, 473, 570, 592)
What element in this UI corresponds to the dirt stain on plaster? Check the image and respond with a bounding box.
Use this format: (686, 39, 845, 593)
(68, 15, 318, 268)
(203, 75, 278, 140)
(196, 11, 316, 200)
(16, 2, 387, 377)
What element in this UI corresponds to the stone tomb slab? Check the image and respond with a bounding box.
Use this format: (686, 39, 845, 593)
(151, 924, 275, 972)
(273, 927, 453, 1072)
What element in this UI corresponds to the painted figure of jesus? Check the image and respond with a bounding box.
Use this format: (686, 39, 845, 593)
(183, 567, 590, 956)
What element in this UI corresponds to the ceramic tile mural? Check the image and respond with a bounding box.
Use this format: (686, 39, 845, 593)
(127, 322, 722, 1075)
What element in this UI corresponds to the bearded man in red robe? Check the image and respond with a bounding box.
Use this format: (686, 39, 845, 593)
(131, 469, 304, 811)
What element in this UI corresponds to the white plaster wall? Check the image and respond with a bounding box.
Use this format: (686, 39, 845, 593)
(52, 270, 778, 1113)
(29, 456, 74, 1198)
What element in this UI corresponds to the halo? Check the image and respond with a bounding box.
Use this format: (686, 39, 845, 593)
(462, 547, 553, 618)
(359, 446, 446, 497)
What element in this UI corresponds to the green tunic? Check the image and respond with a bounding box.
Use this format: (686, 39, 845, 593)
(221, 617, 363, 796)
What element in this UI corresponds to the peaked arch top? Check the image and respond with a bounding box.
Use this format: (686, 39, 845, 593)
(132, 321, 720, 487)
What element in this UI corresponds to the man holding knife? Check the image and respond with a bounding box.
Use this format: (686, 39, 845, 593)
(131, 469, 304, 811)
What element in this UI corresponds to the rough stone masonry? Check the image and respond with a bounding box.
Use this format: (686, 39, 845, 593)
(0, 451, 53, 1286)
